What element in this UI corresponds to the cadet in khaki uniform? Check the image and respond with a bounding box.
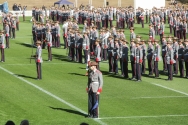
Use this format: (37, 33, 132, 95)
(178, 39, 184, 77)
(86, 62, 103, 118)
(166, 40, 175, 81)
(0, 31, 5, 62)
(35, 41, 43, 80)
(184, 39, 188, 78)
(153, 40, 161, 78)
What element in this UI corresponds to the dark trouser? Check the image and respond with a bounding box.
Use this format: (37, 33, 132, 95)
(183, 30, 186, 40)
(122, 61, 128, 78)
(129, 21, 133, 28)
(63, 36, 67, 49)
(167, 64, 173, 80)
(47, 46, 52, 61)
(88, 90, 99, 117)
(173, 58, 178, 74)
(102, 49, 107, 60)
(162, 56, 167, 71)
(5, 36, 9, 48)
(102, 20, 105, 27)
(154, 61, 159, 77)
(52, 34, 55, 46)
(148, 59, 153, 75)
(173, 27, 177, 37)
(113, 57, 118, 73)
(76, 48, 82, 63)
(70, 48, 75, 61)
(179, 60, 184, 77)
(170, 25, 173, 34)
(185, 61, 188, 77)
(109, 20, 112, 28)
(1, 48, 5, 62)
(160, 34, 163, 44)
(36, 62, 42, 79)
(136, 63, 141, 80)
(9, 26, 12, 38)
(23, 15, 25, 21)
(83, 50, 88, 63)
(96, 61, 100, 70)
(55, 36, 60, 47)
(142, 59, 146, 74)
(146, 15, 148, 23)
(32, 31, 36, 43)
(16, 22, 19, 30)
(131, 61, 136, 78)
(119, 59, 122, 71)
(141, 20, 144, 28)
(108, 56, 114, 72)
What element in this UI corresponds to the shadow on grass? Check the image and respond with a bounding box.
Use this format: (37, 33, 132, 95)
(15, 74, 36, 80)
(52, 54, 74, 63)
(68, 72, 86, 77)
(16, 42, 36, 48)
(49, 106, 87, 117)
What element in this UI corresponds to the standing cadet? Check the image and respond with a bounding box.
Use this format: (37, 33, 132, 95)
(135, 41, 143, 82)
(83, 32, 89, 64)
(130, 27, 136, 42)
(159, 21, 165, 43)
(108, 35, 114, 73)
(182, 20, 187, 40)
(35, 41, 43, 80)
(5, 22, 9, 48)
(162, 36, 167, 71)
(130, 39, 136, 80)
(184, 39, 188, 78)
(94, 39, 101, 70)
(15, 12, 19, 31)
(178, 39, 184, 77)
(147, 39, 154, 75)
(121, 39, 129, 78)
(172, 37, 179, 75)
(86, 61, 103, 118)
(153, 40, 161, 78)
(11, 17, 16, 39)
(166, 40, 175, 81)
(113, 38, 120, 74)
(0, 31, 5, 62)
(46, 29, 52, 61)
(140, 39, 147, 74)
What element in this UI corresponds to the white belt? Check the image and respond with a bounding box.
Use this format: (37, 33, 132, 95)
(83, 44, 86, 45)
(92, 82, 99, 83)
(136, 56, 139, 57)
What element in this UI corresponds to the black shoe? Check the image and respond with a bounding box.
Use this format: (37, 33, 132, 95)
(93, 116, 98, 118)
(86, 115, 93, 118)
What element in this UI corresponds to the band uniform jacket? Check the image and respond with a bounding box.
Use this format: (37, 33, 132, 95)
(184, 45, 188, 62)
(147, 43, 154, 60)
(130, 32, 136, 41)
(130, 44, 136, 61)
(113, 43, 120, 59)
(95, 44, 101, 62)
(162, 40, 167, 57)
(122, 44, 129, 62)
(82, 36, 89, 50)
(36, 45, 43, 63)
(149, 28, 155, 39)
(0, 34, 5, 48)
(172, 42, 179, 59)
(153, 44, 161, 61)
(159, 23, 165, 34)
(88, 69, 103, 93)
(5, 25, 9, 36)
(46, 32, 52, 47)
(178, 44, 184, 61)
(166, 46, 176, 64)
(108, 39, 114, 57)
(141, 44, 147, 60)
(135, 46, 143, 63)
(119, 42, 123, 59)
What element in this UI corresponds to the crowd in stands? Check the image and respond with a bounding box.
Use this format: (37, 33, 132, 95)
(12, 3, 27, 11)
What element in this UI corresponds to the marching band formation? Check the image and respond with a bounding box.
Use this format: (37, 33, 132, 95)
(1, 4, 188, 81)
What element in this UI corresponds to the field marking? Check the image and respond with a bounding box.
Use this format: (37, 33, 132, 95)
(1, 63, 78, 66)
(131, 96, 188, 99)
(99, 114, 188, 120)
(0, 66, 106, 125)
(151, 82, 188, 96)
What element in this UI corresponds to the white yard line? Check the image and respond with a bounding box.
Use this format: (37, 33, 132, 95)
(150, 82, 188, 96)
(1, 63, 76, 66)
(99, 114, 188, 120)
(0, 66, 106, 125)
(131, 96, 188, 99)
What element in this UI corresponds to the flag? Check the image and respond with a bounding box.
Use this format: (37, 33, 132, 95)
(3, 1, 9, 13)
(91, 100, 98, 111)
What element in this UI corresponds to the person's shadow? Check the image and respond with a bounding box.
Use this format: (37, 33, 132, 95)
(49, 106, 87, 117)
(15, 74, 36, 80)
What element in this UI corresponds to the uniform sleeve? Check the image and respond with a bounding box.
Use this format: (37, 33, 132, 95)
(97, 72, 103, 93)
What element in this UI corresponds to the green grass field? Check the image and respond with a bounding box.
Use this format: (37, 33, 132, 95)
(0, 17, 188, 125)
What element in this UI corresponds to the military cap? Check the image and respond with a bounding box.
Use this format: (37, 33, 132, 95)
(147, 39, 152, 42)
(36, 41, 42, 44)
(149, 24, 153, 27)
(120, 29, 124, 32)
(95, 39, 100, 42)
(134, 41, 140, 44)
(162, 36, 166, 38)
(108, 35, 113, 38)
(184, 39, 188, 42)
(178, 39, 184, 43)
(114, 38, 119, 41)
(136, 35, 142, 38)
(90, 61, 98, 66)
(154, 39, 159, 42)
(167, 40, 172, 44)
(140, 39, 146, 42)
(123, 39, 129, 43)
(173, 37, 178, 40)
(130, 27, 134, 30)
(131, 38, 136, 42)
